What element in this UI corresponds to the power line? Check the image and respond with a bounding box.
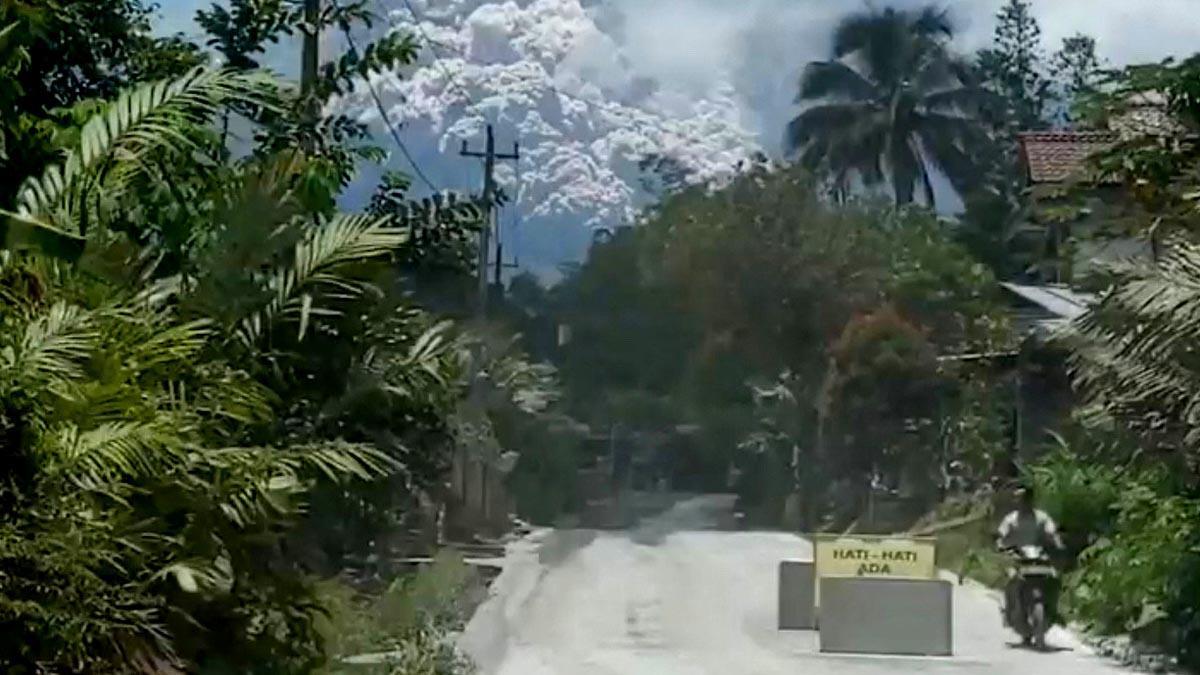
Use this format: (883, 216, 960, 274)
(394, 0, 764, 164)
(391, 0, 734, 165)
(460, 124, 520, 314)
(333, 0, 441, 192)
(510, 133, 523, 267)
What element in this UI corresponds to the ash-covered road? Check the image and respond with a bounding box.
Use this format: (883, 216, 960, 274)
(461, 496, 1130, 674)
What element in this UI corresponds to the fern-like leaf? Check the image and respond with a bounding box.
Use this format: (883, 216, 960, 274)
(234, 213, 408, 346)
(1, 302, 97, 395)
(7, 67, 282, 239)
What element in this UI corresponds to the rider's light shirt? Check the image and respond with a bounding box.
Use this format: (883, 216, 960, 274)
(997, 509, 1058, 549)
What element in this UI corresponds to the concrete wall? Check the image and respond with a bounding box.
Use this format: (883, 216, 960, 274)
(777, 560, 816, 630)
(818, 577, 953, 656)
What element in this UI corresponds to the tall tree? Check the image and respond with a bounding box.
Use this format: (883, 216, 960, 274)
(1054, 33, 1103, 123)
(787, 6, 990, 207)
(977, 0, 1052, 132)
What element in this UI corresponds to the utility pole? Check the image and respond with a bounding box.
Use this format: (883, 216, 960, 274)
(460, 124, 519, 315)
(302, 0, 320, 95)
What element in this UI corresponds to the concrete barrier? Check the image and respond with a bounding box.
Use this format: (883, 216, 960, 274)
(818, 577, 952, 656)
(777, 560, 816, 630)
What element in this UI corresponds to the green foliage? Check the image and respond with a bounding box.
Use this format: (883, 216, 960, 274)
(319, 553, 478, 675)
(197, 0, 297, 70)
(977, 0, 1051, 132)
(0, 9, 486, 671)
(1075, 57, 1200, 252)
(370, 172, 482, 273)
(0, 0, 202, 206)
(1028, 437, 1124, 560)
(1067, 473, 1198, 637)
(788, 6, 991, 205)
(1054, 33, 1104, 121)
(0, 288, 400, 672)
(8, 67, 282, 242)
(1027, 56, 1200, 646)
(540, 166, 1010, 526)
(1067, 241, 1200, 456)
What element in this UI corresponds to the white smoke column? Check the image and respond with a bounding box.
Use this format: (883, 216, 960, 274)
(332, 0, 761, 278)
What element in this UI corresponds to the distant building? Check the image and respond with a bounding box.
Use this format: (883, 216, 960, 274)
(1015, 94, 1180, 284)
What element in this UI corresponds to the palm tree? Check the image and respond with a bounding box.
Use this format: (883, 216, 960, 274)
(787, 7, 991, 207)
(1068, 240, 1200, 452)
(0, 67, 450, 671)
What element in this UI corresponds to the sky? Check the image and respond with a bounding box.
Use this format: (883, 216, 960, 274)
(157, 0, 1200, 162)
(156, 1, 1200, 277)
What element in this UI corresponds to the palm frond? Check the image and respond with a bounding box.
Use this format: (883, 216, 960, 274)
(798, 61, 877, 103)
(45, 421, 186, 489)
(785, 102, 881, 154)
(1, 302, 97, 394)
(182, 365, 276, 430)
(1067, 243, 1200, 446)
(915, 125, 983, 195)
(0, 212, 87, 262)
(233, 213, 409, 346)
(922, 86, 992, 116)
(192, 442, 398, 528)
(11, 67, 282, 237)
(127, 319, 216, 373)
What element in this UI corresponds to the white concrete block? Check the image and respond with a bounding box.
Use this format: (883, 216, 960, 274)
(818, 576, 953, 656)
(777, 560, 816, 630)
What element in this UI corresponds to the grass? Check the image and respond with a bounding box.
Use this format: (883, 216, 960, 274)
(317, 550, 482, 675)
(913, 498, 1010, 589)
(936, 525, 1010, 588)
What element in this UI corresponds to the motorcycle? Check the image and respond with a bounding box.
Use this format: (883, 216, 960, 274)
(1004, 545, 1057, 649)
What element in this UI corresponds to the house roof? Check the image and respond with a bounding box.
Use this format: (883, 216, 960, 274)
(1001, 282, 1094, 320)
(1000, 282, 1097, 339)
(1018, 131, 1119, 184)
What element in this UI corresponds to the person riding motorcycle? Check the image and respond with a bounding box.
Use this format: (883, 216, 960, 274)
(996, 485, 1064, 641)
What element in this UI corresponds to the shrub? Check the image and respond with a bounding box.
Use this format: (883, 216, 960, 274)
(1066, 473, 1199, 639)
(1029, 441, 1123, 560)
(319, 552, 479, 675)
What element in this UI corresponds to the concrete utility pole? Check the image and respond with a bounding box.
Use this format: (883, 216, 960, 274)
(460, 124, 519, 315)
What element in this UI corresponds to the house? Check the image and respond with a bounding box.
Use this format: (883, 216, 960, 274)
(1017, 130, 1150, 284)
(998, 282, 1095, 455)
(1015, 93, 1181, 284)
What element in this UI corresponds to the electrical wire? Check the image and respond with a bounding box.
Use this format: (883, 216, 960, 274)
(392, 1, 726, 160)
(334, 3, 442, 192)
(393, 0, 748, 159)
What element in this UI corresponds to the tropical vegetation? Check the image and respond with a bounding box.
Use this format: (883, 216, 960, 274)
(3, 0, 1200, 672)
(787, 7, 990, 206)
(0, 1, 530, 672)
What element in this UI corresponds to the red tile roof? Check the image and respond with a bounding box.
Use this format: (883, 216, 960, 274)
(1018, 131, 1119, 184)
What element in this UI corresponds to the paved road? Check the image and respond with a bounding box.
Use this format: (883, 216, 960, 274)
(461, 496, 1131, 675)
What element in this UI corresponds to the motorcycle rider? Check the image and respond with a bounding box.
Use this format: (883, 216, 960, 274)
(996, 484, 1064, 640)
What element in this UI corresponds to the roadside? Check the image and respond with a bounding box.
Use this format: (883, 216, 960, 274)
(914, 497, 1187, 674)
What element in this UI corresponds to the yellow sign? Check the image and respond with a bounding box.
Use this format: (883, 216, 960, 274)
(812, 534, 937, 606)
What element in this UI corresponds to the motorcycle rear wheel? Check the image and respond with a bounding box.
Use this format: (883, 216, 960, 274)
(1030, 601, 1047, 650)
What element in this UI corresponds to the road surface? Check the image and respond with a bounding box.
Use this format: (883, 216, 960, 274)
(461, 496, 1131, 675)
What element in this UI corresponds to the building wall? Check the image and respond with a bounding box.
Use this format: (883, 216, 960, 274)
(1028, 185, 1152, 284)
